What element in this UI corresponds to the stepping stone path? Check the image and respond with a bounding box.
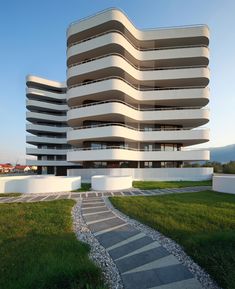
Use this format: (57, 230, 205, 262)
(0, 186, 212, 288)
(0, 186, 211, 203)
(82, 196, 203, 289)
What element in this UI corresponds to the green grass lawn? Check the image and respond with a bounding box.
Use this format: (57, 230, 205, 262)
(0, 193, 22, 197)
(0, 200, 106, 289)
(133, 180, 212, 190)
(110, 191, 235, 289)
(72, 183, 91, 192)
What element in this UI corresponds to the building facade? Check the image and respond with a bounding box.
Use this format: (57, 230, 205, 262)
(26, 75, 77, 175)
(26, 8, 211, 179)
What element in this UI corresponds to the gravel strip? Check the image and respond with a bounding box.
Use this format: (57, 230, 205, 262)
(105, 197, 221, 289)
(71, 199, 124, 289)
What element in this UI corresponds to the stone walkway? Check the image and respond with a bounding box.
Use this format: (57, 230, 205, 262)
(81, 196, 205, 289)
(0, 186, 212, 289)
(0, 186, 211, 203)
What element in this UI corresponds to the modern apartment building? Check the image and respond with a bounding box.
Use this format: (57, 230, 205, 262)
(26, 8, 211, 179)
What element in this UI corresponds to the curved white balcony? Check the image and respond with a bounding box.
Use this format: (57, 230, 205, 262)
(26, 160, 73, 166)
(26, 99, 68, 112)
(26, 111, 67, 123)
(67, 78, 209, 107)
(26, 75, 66, 89)
(26, 148, 68, 155)
(67, 124, 209, 146)
(67, 101, 209, 127)
(67, 8, 209, 48)
(67, 32, 209, 67)
(67, 55, 210, 88)
(67, 147, 209, 162)
(26, 88, 66, 102)
(26, 135, 67, 145)
(26, 123, 68, 134)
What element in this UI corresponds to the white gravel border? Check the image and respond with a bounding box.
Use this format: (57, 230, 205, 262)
(104, 196, 221, 289)
(71, 199, 124, 289)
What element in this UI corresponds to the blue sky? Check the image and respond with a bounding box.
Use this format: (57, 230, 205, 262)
(0, 0, 234, 164)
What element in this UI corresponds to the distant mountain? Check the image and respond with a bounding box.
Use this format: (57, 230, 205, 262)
(209, 144, 235, 163)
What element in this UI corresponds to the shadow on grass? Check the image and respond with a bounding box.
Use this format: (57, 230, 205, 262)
(0, 233, 106, 289)
(0, 201, 106, 289)
(110, 191, 235, 289)
(72, 183, 91, 192)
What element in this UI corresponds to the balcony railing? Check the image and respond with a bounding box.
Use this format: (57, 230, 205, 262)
(71, 122, 208, 132)
(69, 99, 204, 111)
(68, 52, 207, 71)
(68, 28, 208, 51)
(70, 146, 190, 153)
(68, 75, 207, 91)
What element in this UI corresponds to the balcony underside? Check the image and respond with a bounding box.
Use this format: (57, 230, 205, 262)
(26, 136, 67, 145)
(26, 112, 67, 124)
(26, 148, 68, 156)
(67, 9, 209, 49)
(26, 160, 75, 166)
(67, 126, 209, 146)
(67, 55, 209, 88)
(26, 124, 68, 135)
(67, 102, 209, 128)
(67, 79, 209, 107)
(67, 32, 209, 67)
(26, 99, 68, 112)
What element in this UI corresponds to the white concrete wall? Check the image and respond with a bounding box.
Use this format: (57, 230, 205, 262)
(68, 55, 210, 83)
(67, 149, 210, 162)
(68, 33, 209, 62)
(67, 102, 209, 127)
(92, 175, 132, 191)
(68, 168, 213, 182)
(67, 79, 209, 106)
(67, 126, 209, 146)
(213, 174, 235, 194)
(0, 175, 81, 194)
(67, 9, 209, 43)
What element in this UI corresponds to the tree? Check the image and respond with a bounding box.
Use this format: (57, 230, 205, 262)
(223, 161, 235, 174)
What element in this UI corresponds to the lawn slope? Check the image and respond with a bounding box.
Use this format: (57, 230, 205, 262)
(133, 180, 212, 190)
(110, 191, 235, 289)
(0, 200, 106, 289)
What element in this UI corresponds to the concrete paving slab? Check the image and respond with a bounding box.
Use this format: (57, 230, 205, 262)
(96, 224, 140, 248)
(121, 264, 193, 289)
(94, 223, 127, 237)
(43, 195, 58, 201)
(87, 193, 97, 197)
(115, 246, 168, 273)
(83, 211, 114, 223)
(30, 196, 47, 202)
(112, 192, 123, 196)
(82, 206, 108, 214)
(108, 236, 154, 260)
(88, 217, 125, 233)
(82, 202, 105, 208)
(71, 193, 81, 198)
(123, 254, 180, 274)
(148, 277, 203, 289)
(122, 192, 132, 196)
(131, 191, 142, 195)
(103, 192, 113, 196)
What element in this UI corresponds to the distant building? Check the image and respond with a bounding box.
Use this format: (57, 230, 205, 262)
(0, 164, 14, 173)
(13, 165, 31, 173)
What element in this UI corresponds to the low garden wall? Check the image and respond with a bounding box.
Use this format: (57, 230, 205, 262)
(213, 174, 235, 194)
(68, 168, 213, 182)
(0, 175, 81, 194)
(91, 175, 132, 191)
